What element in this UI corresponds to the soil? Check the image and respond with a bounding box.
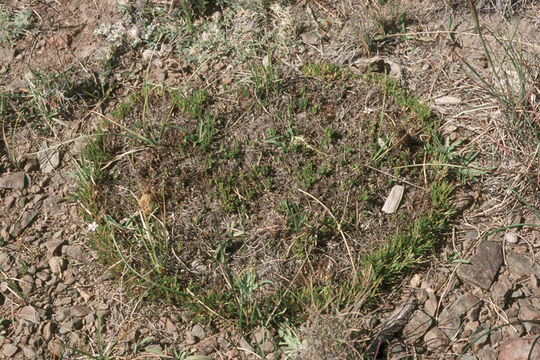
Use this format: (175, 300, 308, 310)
(0, 0, 538, 359)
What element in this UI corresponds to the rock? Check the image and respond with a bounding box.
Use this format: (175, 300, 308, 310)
(2, 343, 18, 357)
(448, 293, 481, 317)
(382, 185, 405, 214)
(403, 310, 432, 341)
(503, 319, 524, 338)
(434, 96, 462, 105)
(77, 288, 93, 302)
(508, 212, 523, 227)
(456, 241, 503, 290)
(185, 333, 197, 345)
(301, 32, 319, 45)
(70, 305, 90, 317)
(470, 325, 489, 348)
(438, 309, 461, 340)
(424, 327, 449, 352)
(62, 245, 86, 261)
(498, 337, 540, 359)
(0, 172, 28, 190)
(49, 257, 65, 275)
(368, 297, 417, 354)
(0, 253, 11, 267)
(17, 210, 39, 235)
(492, 275, 513, 302)
(4, 195, 15, 209)
(410, 274, 421, 288)
(84, 313, 95, 325)
(254, 328, 275, 353)
(451, 194, 474, 213)
(424, 289, 438, 317)
(18, 306, 40, 324)
(504, 231, 519, 244)
(478, 346, 497, 360)
(506, 253, 534, 277)
(218, 336, 231, 350)
(22, 346, 36, 358)
(196, 337, 218, 356)
(45, 239, 65, 256)
(42, 322, 55, 341)
(165, 318, 176, 333)
(529, 274, 540, 297)
(48, 340, 64, 357)
(38, 141, 61, 173)
(190, 324, 205, 340)
(518, 302, 540, 333)
(0, 228, 10, 242)
(238, 336, 254, 353)
(20, 275, 34, 295)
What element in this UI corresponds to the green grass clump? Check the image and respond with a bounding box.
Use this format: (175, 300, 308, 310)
(72, 61, 460, 357)
(0, 5, 32, 46)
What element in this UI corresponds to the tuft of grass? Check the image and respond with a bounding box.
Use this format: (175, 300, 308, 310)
(0, 5, 32, 46)
(464, 0, 539, 148)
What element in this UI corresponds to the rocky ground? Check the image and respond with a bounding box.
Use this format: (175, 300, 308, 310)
(1, 0, 539, 359)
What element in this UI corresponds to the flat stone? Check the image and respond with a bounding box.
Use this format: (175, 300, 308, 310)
(456, 241, 502, 290)
(238, 336, 254, 353)
(20, 275, 34, 295)
(190, 324, 205, 340)
(506, 253, 534, 277)
(0, 172, 27, 190)
(45, 239, 65, 256)
(48, 340, 64, 357)
(217, 336, 231, 350)
(195, 337, 218, 356)
(0, 253, 11, 267)
(382, 185, 404, 214)
(42, 322, 55, 341)
(448, 293, 480, 317)
(478, 346, 497, 360)
(165, 318, 176, 333)
(498, 337, 540, 360)
(301, 32, 319, 45)
(62, 245, 86, 261)
(17, 305, 40, 324)
(38, 140, 61, 173)
(438, 309, 461, 340)
(529, 274, 540, 297)
(470, 325, 489, 347)
(49, 257, 65, 275)
(22, 346, 36, 358)
(434, 96, 462, 105)
(2, 343, 18, 357)
(403, 310, 432, 341)
(254, 328, 275, 353)
(70, 305, 90, 317)
(492, 275, 513, 302)
(519, 302, 540, 333)
(424, 327, 449, 352)
(185, 333, 197, 345)
(17, 210, 39, 235)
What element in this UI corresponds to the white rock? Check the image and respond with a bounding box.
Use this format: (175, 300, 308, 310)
(434, 96, 461, 105)
(505, 231, 519, 244)
(410, 274, 421, 288)
(382, 185, 405, 214)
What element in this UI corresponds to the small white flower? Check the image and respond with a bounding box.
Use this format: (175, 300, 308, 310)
(87, 222, 98, 232)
